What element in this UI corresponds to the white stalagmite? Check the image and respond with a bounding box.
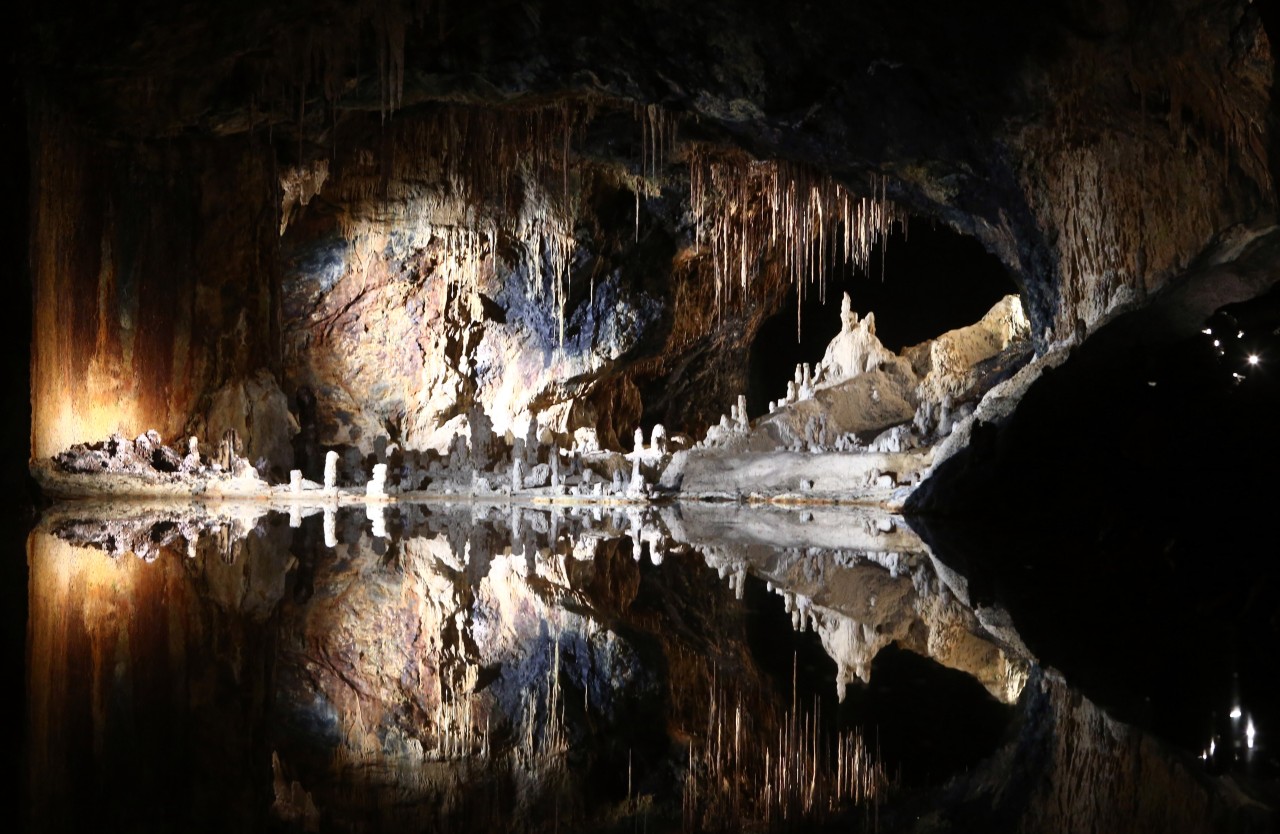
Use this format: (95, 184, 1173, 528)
(324, 451, 339, 493)
(817, 294, 894, 383)
(628, 454, 645, 497)
(366, 463, 388, 498)
(290, 470, 303, 493)
(182, 436, 201, 472)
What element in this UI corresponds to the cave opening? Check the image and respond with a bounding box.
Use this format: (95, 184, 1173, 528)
(746, 219, 1019, 418)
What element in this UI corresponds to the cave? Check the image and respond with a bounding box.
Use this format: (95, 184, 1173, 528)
(746, 220, 1019, 419)
(9, 1, 1280, 832)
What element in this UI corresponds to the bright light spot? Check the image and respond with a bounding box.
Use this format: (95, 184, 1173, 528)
(1214, 339, 1221, 347)
(1202, 328, 1213, 335)
(1210, 738, 1217, 756)
(1247, 355, 1260, 366)
(1231, 706, 1243, 719)
(1237, 331, 1244, 338)
(1247, 718, 1256, 749)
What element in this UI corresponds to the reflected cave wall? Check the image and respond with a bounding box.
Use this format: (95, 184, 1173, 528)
(26, 528, 291, 833)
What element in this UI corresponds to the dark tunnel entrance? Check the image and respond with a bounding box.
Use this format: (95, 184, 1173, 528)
(746, 220, 1019, 418)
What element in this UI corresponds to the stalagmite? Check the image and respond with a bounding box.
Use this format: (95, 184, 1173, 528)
(220, 429, 240, 473)
(181, 436, 201, 472)
(512, 458, 523, 492)
(628, 454, 645, 497)
(366, 463, 388, 498)
(650, 423, 667, 453)
(290, 470, 303, 493)
(324, 451, 339, 494)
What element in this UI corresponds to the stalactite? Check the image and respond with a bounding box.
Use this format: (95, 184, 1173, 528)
(689, 148, 901, 336)
(634, 104, 678, 241)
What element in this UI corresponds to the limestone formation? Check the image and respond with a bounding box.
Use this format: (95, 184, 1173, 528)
(181, 437, 202, 473)
(817, 297, 895, 385)
(323, 451, 339, 493)
(366, 463, 388, 498)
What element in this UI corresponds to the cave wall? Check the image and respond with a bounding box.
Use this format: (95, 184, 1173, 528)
(278, 104, 794, 455)
(22, 0, 1277, 462)
(29, 112, 292, 468)
(1008, 1, 1276, 339)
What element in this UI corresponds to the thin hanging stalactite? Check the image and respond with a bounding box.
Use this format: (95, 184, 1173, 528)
(689, 147, 901, 338)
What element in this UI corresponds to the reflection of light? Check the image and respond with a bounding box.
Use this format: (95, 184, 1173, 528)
(1202, 328, 1213, 335)
(1237, 331, 1244, 338)
(1246, 718, 1256, 749)
(1247, 354, 1260, 366)
(1230, 706, 1242, 719)
(1210, 738, 1217, 756)
(1214, 339, 1221, 347)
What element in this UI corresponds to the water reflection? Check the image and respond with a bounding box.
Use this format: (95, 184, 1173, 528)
(28, 500, 1264, 832)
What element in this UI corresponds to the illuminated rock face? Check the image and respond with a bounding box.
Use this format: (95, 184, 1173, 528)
(28, 123, 287, 468)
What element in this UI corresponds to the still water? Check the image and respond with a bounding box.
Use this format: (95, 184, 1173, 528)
(22, 499, 1269, 832)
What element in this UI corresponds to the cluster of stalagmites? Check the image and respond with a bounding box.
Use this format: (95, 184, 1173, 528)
(44, 292, 1027, 502)
(54, 429, 264, 481)
(280, 405, 687, 501)
(693, 292, 1013, 460)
